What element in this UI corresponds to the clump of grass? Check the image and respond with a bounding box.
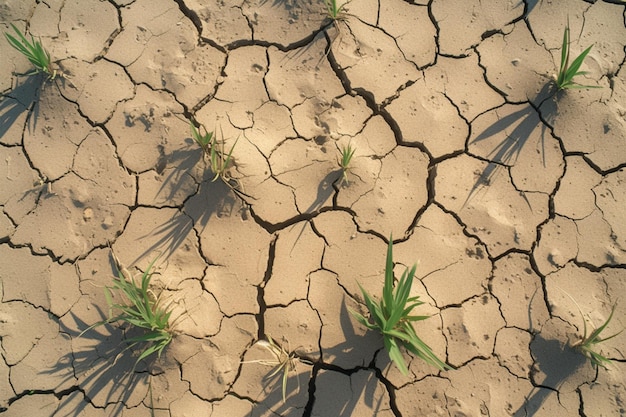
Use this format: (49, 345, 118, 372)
(324, 0, 350, 20)
(571, 303, 622, 369)
(337, 142, 356, 185)
(190, 121, 238, 182)
(350, 236, 452, 375)
(553, 21, 600, 90)
(80, 256, 174, 368)
(243, 335, 299, 403)
(4, 23, 58, 80)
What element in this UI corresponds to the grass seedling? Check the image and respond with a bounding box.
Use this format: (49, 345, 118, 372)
(80, 256, 174, 368)
(554, 21, 600, 90)
(190, 121, 238, 182)
(243, 335, 299, 403)
(189, 121, 213, 155)
(4, 23, 57, 80)
(350, 236, 452, 375)
(337, 142, 356, 185)
(324, 0, 350, 20)
(571, 303, 623, 369)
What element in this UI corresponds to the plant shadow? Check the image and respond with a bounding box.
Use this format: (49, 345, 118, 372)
(154, 139, 203, 204)
(512, 333, 591, 417)
(520, 0, 539, 17)
(464, 83, 557, 207)
(258, 0, 291, 6)
(133, 172, 240, 265)
(312, 298, 392, 416)
(288, 169, 339, 254)
(243, 298, 390, 417)
(308, 169, 340, 214)
(0, 75, 42, 141)
(47, 309, 155, 416)
(505, 290, 596, 415)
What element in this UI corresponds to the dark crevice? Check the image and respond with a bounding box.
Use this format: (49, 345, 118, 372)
(301, 364, 318, 417)
(577, 387, 588, 417)
(173, 0, 203, 37)
(6, 385, 83, 408)
(199, 35, 228, 54)
(448, 355, 493, 370)
(430, 149, 466, 167)
(379, 79, 418, 108)
(425, 0, 441, 63)
(228, 21, 331, 54)
(373, 366, 402, 417)
(491, 247, 532, 264)
(572, 259, 626, 272)
(246, 202, 354, 235)
(473, 45, 512, 101)
(481, 28, 503, 40)
(323, 32, 354, 96)
(256, 234, 277, 340)
(95, 28, 122, 62)
(308, 219, 329, 247)
(583, 157, 626, 176)
(432, 200, 494, 261)
(404, 164, 436, 241)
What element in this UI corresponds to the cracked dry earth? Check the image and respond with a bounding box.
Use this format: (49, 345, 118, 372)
(1, 0, 626, 416)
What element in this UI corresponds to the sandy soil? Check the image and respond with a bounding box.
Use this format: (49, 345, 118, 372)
(1, 0, 626, 416)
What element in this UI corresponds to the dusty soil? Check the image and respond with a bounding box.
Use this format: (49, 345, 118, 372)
(1, 0, 626, 416)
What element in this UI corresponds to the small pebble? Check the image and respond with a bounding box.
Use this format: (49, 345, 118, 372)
(83, 207, 93, 221)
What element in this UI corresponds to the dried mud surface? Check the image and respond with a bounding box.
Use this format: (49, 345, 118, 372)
(1, 1, 626, 416)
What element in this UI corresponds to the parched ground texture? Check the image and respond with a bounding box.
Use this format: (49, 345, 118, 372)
(1, 0, 626, 416)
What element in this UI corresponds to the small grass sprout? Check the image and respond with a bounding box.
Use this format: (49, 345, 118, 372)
(350, 236, 452, 375)
(571, 303, 623, 369)
(4, 23, 57, 80)
(243, 335, 299, 403)
(324, 0, 350, 21)
(553, 21, 600, 90)
(80, 255, 175, 368)
(190, 121, 239, 182)
(189, 121, 214, 154)
(337, 142, 356, 185)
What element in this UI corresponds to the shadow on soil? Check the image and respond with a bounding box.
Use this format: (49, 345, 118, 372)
(50, 309, 154, 416)
(134, 176, 240, 264)
(521, 0, 539, 16)
(0, 75, 41, 139)
(244, 298, 390, 416)
(513, 334, 591, 416)
(464, 83, 558, 207)
(155, 140, 203, 202)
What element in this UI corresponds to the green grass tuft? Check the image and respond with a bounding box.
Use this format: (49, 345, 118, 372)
(350, 236, 452, 375)
(4, 23, 57, 80)
(337, 142, 356, 185)
(80, 256, 174, 368)
(190, 121, 239, 182)
(572, 303, 623, 369)
(554, 20, 600, 90)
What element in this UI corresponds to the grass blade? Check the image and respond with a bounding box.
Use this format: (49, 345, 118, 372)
(4, 23, 54, 78)
(554, 20, 599, 90)
(80, 255, 174, 366)
(558, 22, 569, 83)
(382, 236, 395, 317)
(350, 235, 449, 374)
